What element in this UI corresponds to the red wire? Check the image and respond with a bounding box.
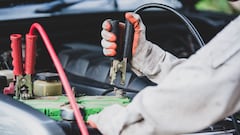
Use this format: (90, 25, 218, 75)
(28, 23, 89, 135)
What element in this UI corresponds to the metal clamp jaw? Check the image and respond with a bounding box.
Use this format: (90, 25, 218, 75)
(109, 58, 127, 85)
(15, 75, 33, 99)
(109, 20, 133, 86)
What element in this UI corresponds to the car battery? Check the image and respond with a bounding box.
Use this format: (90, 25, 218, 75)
(20, 95, 130, 121)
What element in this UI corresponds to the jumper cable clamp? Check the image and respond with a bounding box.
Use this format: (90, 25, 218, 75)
(10, 34, 37, 99)
(109, 20, 134, 86)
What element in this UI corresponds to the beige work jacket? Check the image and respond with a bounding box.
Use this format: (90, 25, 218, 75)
(89, 15, 240, 135)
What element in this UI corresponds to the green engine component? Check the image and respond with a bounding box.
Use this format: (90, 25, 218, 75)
(19, 95, 130, 121)
(78, 96, 130, 120)
(20, 96, 68, 121)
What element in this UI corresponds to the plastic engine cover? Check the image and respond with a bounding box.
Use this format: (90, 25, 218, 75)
(58, 43, 156, 97)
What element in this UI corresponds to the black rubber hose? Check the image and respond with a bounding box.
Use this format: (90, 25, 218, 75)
(134, 3, 205, 48)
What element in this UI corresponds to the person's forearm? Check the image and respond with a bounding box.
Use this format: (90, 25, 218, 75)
(131, 41, 185, 83)
(122, 15, 240, 135)
(229, 0, 240, 12)
(89, 15, 240, 135)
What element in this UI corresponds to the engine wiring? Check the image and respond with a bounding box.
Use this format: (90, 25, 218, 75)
(28, 23, 89, 135)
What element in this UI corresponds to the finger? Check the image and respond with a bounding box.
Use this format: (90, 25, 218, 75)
(125, 12, 141, 55)
(103, 48, 117, 56)
(101, 29, 117, 42)
(132, 31, 143, 55)
(87, 120, 97, 129)
(102, 19, 112, 31)
(103, 19, 125, 32)
(125, 12, 141, 30)
(132, 29, 141, 55)
(132, 41, 138, 55)
(101, 39, 117, 49)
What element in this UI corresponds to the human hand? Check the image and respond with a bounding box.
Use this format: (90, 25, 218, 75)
(87, 119, 97, 129)
(101, 12, 147, 57)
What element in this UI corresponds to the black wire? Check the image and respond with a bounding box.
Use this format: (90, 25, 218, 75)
(231, 115, 240, 135)
(133, 3, 205, 48)
(101, 89, 114, 96)
(101, 86, 139, 96)
(101, 3, 207, 96)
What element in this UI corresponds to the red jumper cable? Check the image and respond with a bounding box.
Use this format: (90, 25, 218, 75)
(27, 23, 89, 135)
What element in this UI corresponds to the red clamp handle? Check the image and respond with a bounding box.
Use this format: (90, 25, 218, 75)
(25, 34, 37, 75)
(10, 34, 23, 76)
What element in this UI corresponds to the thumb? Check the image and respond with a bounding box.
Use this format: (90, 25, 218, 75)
(125, 12, 141, 30)
(125, 12, 143, 55)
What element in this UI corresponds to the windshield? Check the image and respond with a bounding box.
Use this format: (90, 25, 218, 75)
(0, 0, 182, 20)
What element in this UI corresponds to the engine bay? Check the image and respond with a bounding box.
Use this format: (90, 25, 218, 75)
(0, 2, 239, 135)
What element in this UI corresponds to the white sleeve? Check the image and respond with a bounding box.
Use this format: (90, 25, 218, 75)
(131, 40, 185, 83)
(88, 15, 240, 135)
